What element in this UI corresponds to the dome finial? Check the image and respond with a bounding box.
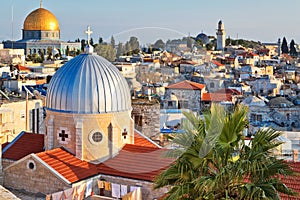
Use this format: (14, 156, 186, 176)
(40, 0, 43, 8)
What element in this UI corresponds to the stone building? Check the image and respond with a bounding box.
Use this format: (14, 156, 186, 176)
(162, 80, 205, 112)
(245, 76, 278, 96)
(131, 99, 160, 138)
(0, 44, 25, 65)
(0, 98, 43, 143)
(242, 96, 300, 133)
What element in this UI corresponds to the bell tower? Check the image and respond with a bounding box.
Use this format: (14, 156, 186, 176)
(216, 20, 226, 51)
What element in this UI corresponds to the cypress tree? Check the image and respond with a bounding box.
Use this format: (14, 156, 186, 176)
(281, 37, 289, 54)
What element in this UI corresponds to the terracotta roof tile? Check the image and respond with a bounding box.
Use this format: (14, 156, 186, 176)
(134, 130, 160, 148)
(211, 60, 224, 67)
(214, 88, 242, 95)
(97, 144, 174, 181)
(166, 80, 205, 90)
(202, 93, 232, 102)
(242, 162, 300, 199)
(2, 132, 44, 161)
(36, 148, 98, 183)
(180, 60, 198, 65)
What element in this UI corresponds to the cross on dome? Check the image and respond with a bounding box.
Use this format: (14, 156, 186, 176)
(85, 26, 93, 45)
(40, 0, 43, 8)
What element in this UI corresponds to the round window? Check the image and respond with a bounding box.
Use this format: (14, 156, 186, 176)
(92, 132, 103, 143)
(27, 160, 36, 170)
(28, 162, 35, 169)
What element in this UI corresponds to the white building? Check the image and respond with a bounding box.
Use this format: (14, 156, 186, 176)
(0, 44, 25, 65)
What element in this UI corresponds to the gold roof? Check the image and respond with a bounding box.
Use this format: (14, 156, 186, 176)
(23, 8, 60, 31)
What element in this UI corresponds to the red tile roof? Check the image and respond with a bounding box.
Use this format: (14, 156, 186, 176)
(202, 93, 232, 102)
(134, 130, 160, 148)
(97, 144, 175, 181)
(4, 131, 300, 199)
(180, 60, 198, 65)
(166, 80, 205, 90)
(36, 147, 98, 183)
(16, 65, 30, 72)
(2, 132, 44, 161)
(237, 52, 259, 58)
(211, 60, 224, 67)
(214, 88, 241, 95)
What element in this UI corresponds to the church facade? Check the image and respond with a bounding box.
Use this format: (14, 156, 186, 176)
(3, 5, 80, 56)
(2, 43, 171, 199)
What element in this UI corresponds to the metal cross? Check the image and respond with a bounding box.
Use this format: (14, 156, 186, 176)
(85, 26, 93, 45)
(59, 130, 68, 141)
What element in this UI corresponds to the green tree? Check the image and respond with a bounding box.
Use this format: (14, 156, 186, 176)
(281, 37, 289, 54)
(110, 36, 115, 48)
(38, 49, 44, 61)
(90, 38, 94, 46)
(153, 39, 165, 49)
(94, 43, 116, 62)
(81, 39, 86, 52)
(289, 39, 297, 57)
(128, 36, 139, 54)
(66, 46, 70, 56)
(98, 37, 103, 44)
(46, 47, 52, 60)
(116, 42, 125, 58)
(155, 104, 295, 200)
(124, 41, 132, 55)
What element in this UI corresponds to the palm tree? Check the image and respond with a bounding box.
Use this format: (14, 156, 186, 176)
(154, 104, 296, 200)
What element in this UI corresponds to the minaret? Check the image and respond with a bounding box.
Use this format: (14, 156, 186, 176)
(277, 38, 281, 56)
(216, 20, 226, 51)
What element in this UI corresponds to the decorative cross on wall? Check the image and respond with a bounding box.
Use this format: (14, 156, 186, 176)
(122, 128, 128, 139)
(59, 130, 68, 141)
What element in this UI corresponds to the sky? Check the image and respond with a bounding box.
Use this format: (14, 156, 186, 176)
(1, 0, 300, 45)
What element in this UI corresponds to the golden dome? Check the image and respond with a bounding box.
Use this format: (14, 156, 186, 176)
(23, 8, 60, 31)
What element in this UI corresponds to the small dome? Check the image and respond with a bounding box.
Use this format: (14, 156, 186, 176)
(46, 53, 131, 114)
(196, 33, 209, 44)
(23, 8, 60, 31)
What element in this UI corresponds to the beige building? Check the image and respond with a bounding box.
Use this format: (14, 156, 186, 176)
(0, 98, 43, 143)
(0, 44, 25, 65)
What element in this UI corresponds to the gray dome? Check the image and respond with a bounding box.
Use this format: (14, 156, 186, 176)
(196, 33, 209, 44)
(46, 53, 131, 114)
